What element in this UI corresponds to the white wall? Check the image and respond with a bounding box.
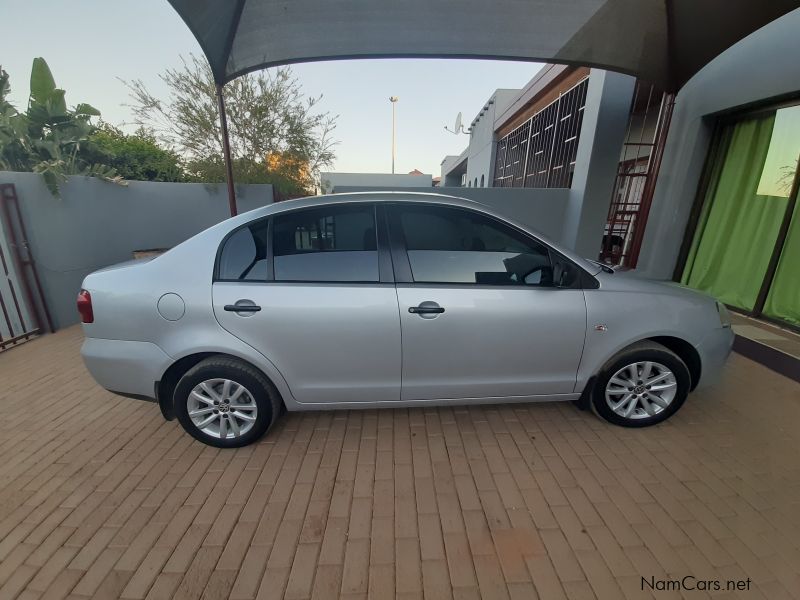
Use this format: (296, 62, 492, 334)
(321, 172, 432, 193)
(1, 172, 273, 329)
(331, 185, 571, 242)
(440, 153, 467, 187)
(563, 70, 636, 257)
(464, 89, 519, 188)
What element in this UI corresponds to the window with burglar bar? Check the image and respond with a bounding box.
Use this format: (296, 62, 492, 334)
(493, 77, 588, 189)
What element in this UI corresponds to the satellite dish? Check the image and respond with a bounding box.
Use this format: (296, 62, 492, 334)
(444, 111, 467, 135)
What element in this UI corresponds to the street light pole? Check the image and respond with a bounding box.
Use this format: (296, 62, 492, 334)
(216, 83, 238, 216)
(389, 96, 398, 174)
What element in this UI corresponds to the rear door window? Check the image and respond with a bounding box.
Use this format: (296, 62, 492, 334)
(272, 205, 379, 282)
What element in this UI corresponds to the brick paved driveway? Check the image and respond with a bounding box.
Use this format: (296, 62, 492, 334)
(1, 327, 799, 600)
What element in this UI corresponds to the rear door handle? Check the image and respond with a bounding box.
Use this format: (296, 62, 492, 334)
(409, 302, 445, 316)
(224, 303, 261, 312)
(408, 306, 444, 314)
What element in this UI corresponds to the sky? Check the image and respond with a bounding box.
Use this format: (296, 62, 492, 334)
(756, 105, 800, 198)
(0, 0, 540, 176)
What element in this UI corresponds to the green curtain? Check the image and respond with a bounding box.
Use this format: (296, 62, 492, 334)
(682, 115, 789, 311)
(763, 202, 800, 325)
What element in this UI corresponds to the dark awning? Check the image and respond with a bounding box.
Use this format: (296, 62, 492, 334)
(167, 0, 799, 91)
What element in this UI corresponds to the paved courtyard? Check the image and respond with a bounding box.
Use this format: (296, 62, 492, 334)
(1, 326, 799, 600)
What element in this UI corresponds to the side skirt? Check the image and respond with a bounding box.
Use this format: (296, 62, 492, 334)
(286, 393, 582, 412)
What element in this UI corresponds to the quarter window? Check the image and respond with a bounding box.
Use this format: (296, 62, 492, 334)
(218, 219, 269, 281)
(273, 205, 379, 282)
(394, 206, 553, 286)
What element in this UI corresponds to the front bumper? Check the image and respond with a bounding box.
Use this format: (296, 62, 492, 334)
(695, 326, 735, 389)
(81, 337, 173, 400)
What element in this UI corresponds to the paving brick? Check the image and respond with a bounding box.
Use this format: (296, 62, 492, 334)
(418, 513, 446, 561)
(310, 563, 342, 600)
(421, 559, 453, 600)
(443, 531, 477, 588)
(340, 539, 370, 595)
(1, 330, 798, 600)
(283, 542, 319, 599)
(395, 537, 422, 594)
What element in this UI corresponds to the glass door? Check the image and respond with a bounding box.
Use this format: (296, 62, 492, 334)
(681, 103, 800, 327)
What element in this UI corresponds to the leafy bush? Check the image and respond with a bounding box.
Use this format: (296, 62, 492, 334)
(84, 123, 185, 182)
(0, 58, 122, 196)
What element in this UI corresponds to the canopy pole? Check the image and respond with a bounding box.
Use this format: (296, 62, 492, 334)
(216, 83, 237, 217)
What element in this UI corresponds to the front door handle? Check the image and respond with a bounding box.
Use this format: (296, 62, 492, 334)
(409, 301, 445, 317)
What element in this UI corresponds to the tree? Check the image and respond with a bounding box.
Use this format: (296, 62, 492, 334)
(777, 159, 799, 196)
(125, 55, 337, 195)
(83, 123, 185, 182)
(0, 58, 121, 195)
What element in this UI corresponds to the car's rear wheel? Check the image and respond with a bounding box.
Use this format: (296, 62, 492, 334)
(174, 356, 281, 447)
(592, 341, 690, 427)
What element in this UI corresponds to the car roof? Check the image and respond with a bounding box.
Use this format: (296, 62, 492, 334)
(245, 191, 486, 216)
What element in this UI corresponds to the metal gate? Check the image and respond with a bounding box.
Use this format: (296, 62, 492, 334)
(600, 82, 675, 267)
(0, 183, 53, 351)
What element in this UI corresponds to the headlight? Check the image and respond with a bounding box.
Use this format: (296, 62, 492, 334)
(716, 301, 731, 328)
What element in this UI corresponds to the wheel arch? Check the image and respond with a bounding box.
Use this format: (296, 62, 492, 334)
(157, 352, 287, 420)
(647, 335, 701, 391)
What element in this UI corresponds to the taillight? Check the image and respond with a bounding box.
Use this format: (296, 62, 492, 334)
(77, 289, 94, 323)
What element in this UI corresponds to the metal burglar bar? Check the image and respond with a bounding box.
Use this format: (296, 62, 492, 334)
(549, 79, 588, 187)
(600, 82, 672, 267)
(495, 121, 530, 187)
(0, 184, 53, 351)
(493, 77, 589, 189)
(493, 138, 509, 187)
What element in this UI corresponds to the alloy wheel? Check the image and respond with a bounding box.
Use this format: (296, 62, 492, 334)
(187, 378, 258, 439)
(604, 361, 677, 420)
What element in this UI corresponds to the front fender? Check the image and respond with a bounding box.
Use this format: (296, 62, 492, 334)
(577, 288, 718, 391)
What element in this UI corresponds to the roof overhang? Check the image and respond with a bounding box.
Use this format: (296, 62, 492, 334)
(167, 0, 800, 92)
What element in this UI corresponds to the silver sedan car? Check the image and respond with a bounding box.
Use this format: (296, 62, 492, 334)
(79, 192, 734, 448)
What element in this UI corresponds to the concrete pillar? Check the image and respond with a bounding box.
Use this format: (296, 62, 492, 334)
(561, 70, 636, 257)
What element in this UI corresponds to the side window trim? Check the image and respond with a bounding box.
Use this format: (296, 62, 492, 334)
(386, 206, 414, 283)
(386, 202, 595, 289)
(375, 204, 396, 284)
(265, 217, 275, 281)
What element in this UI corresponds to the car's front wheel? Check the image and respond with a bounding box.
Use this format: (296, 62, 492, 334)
(592, 341, 690, 427)
(174, 356, 281, 448)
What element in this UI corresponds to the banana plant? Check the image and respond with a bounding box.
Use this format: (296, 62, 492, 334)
(0, 58, 124, 196)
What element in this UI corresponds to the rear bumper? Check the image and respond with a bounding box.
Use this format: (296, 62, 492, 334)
(81, 337, 172, 400)
(695, 327, 735, 389)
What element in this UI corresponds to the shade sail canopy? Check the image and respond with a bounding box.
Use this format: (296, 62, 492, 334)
(168, 0, 799, 91)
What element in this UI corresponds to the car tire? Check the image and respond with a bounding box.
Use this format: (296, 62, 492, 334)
(591, 341, 690, 428)
(174, 356, 282, 448)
